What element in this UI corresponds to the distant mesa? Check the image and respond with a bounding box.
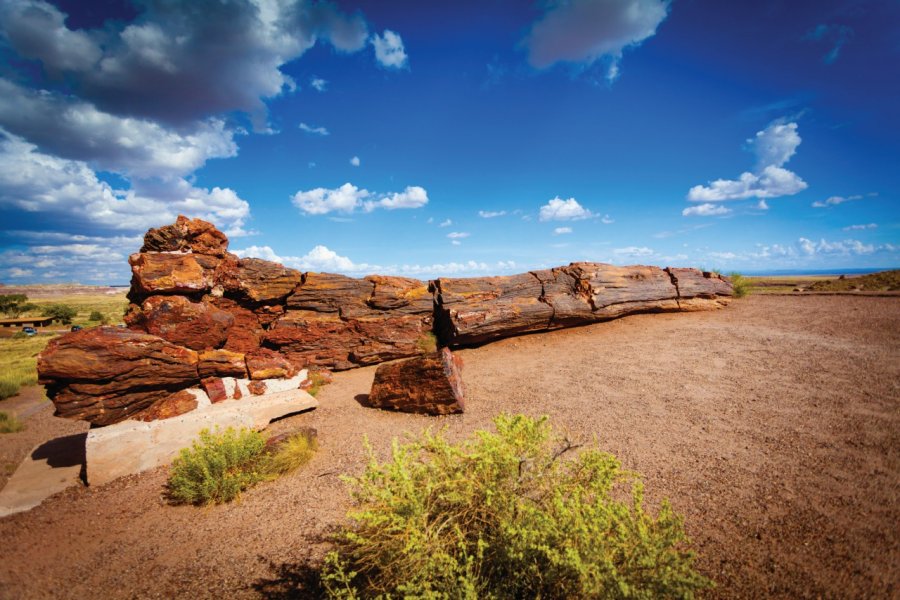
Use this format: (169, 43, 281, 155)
(37, 215, 734, 427)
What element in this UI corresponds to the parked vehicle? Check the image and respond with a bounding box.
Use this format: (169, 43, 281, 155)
(71, 325, 83, 332)
(22, 327, 36, 336)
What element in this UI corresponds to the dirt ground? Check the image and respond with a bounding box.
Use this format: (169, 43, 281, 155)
(0, 294, 897, 599)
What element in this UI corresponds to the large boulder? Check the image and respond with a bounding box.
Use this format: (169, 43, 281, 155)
(37, 327, 200, 426)
(130, 295, 234, 350)
(218, 258, 303, 303)
(141, 215, 229, 257)
(128, 252, 218, 297)
(366, 348, 465, 415)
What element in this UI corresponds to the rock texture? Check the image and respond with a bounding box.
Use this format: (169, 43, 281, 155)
(37, 327, 200, 426)
(37, 216, 734, 426)
(367, 349, 465, 415)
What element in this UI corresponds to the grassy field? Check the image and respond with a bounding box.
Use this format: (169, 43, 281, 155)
(0, 290, 129, 400)
(746, 270, 900, 294)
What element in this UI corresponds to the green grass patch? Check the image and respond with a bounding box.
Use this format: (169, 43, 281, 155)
(415, 331, 438, 354)
(0, 335, 53, 400)
(18, 292, 128, 328)
(0, 411, 25, 433)
(728, 272, 751, 298)
(306, 371, 330, 398)
(321, 414, 712, 599)
(167, 427, 317, 505)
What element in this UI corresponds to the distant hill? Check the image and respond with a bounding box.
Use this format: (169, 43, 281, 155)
(0, 283, 127, 298)
(807, 270, 900, 292)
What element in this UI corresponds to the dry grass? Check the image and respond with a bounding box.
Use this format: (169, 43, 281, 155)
(0, 335, 53, 400)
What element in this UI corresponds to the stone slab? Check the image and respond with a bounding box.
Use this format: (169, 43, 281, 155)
(0, 433, 86, 518)
(85, 389, 317, 486)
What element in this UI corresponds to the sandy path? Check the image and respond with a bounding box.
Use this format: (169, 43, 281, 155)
(0, 295, 897, 598)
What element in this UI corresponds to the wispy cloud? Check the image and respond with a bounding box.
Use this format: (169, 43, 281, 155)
(299, 122, 329, 136)
(478, 210, 507, 218)
(553, 227, 573, 235)
(682, 203, 732, 217)
(812, 194, 862, 208)
(310, 77, 327, 92)
(804, 24, 853, 64)
(843, 223, 877, 231)
(447, 232, 470, 239)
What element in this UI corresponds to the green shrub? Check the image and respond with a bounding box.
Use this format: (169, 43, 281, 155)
(0, 381, 18, 400)
(306, 371, 329, 398)
(0, 411, 25, 433)
(321, 414, 712, 599)
(168, 427, 269, 505)
(88, 311, 104, 321)
(729, 272, 750, 298)
(261, 432, 318, 476)
(168, 427, 317, 505)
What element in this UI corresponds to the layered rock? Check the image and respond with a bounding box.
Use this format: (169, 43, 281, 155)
(367, 348, 465, 415)
(38, 216, 734, 426)
(37, 327, 201, 426)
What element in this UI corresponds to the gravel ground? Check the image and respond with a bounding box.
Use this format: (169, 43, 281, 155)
(0, 294, 897, 599)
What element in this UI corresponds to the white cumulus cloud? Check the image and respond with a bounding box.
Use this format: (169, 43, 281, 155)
(439, 219, 452, 227)
(687, 121, 807, 203)
(292, 183, 428, 215)
(372, 30, 408, 69)
(539, 197, 594, 221)
(682, 203, 732, 217)
(553, 227, 573, 235)
(233, 245, 283, 263)
(310, 77, 327, 92)
(523, 0, 671, 80)
(350, 155, 360, 166)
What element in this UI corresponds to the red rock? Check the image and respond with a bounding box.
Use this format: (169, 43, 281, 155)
(133, 295, 234, 350)
(348, 314, 433, 365)
(201, 377, 228, 403)
(365, 275, 433, 314)
(219, 258, 302, 303)
(666, 267, 734, 299)
(140, 215, 229, 257)
(431, 273, 552, 345)
(248, 380, 268, 395)
(134, 390, 199, 421)
(264, 310, 358, 369)
(286, 272, 373, 315)
(198, 349, 248, 378)
(254, 304, 285, 327)
(246, 348, 299, 380)
(37, 327, 200, 426)
(367, 348, 465, 415)
(207, 297, 263, 354)
(129, 252, 217, 296)
(565, 263, 681, 318)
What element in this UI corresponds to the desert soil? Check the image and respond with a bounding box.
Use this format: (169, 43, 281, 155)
(0, 294, 897, 599)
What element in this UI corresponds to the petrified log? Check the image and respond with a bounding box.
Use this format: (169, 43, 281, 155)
(198, 349, 248, 378)
(128, 252, 217, 297)
(218, 257, 302, 303)
(37, 327, 200, 426)
(246, 348, 299, 380)
(141, 215, 229, 257)
(131, 295, 234, 350)
(367, 348, 465, 415)
(134, 390, 200, 421)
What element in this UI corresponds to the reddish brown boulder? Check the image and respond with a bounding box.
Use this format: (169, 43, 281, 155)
(129, 252, 217, 296)
(265, 310, 358, 369)
(201, 377, 228, 403)
(349, 315, 433, 365)
(134, 390, 199, 421)
(140, 215, 229, 257)
(207, 296, 264, 354)
(133, 295, 234, 350)
(219, 258, 302, 303)
(198, 349, 247, 378)
(286, 272, 373, 315)
(367, 348, 465, 415)
(246, 348, 299, 380)
(248, 380, 268, 395)
(37, 327, 200, 426)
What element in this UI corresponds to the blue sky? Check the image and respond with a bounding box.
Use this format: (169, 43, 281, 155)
(0, 0, 897, 284)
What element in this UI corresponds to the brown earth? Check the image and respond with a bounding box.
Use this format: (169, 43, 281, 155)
(0, 294, 897, 598)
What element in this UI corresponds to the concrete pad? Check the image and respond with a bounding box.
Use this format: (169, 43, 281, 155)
(0, 433, 86, 518)
(85, 389, 317, 486)
(222, 370, 307, 399)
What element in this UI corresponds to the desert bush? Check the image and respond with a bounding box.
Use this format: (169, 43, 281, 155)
(261, 432, 318, 476)
(168, 427, 317, 505)
(88, 310, 104, 321)
(0, 411, 25, 433)
(306, 371, 330, 398)
(729, 272, 750, 298)
(321, 414, 712, 599)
